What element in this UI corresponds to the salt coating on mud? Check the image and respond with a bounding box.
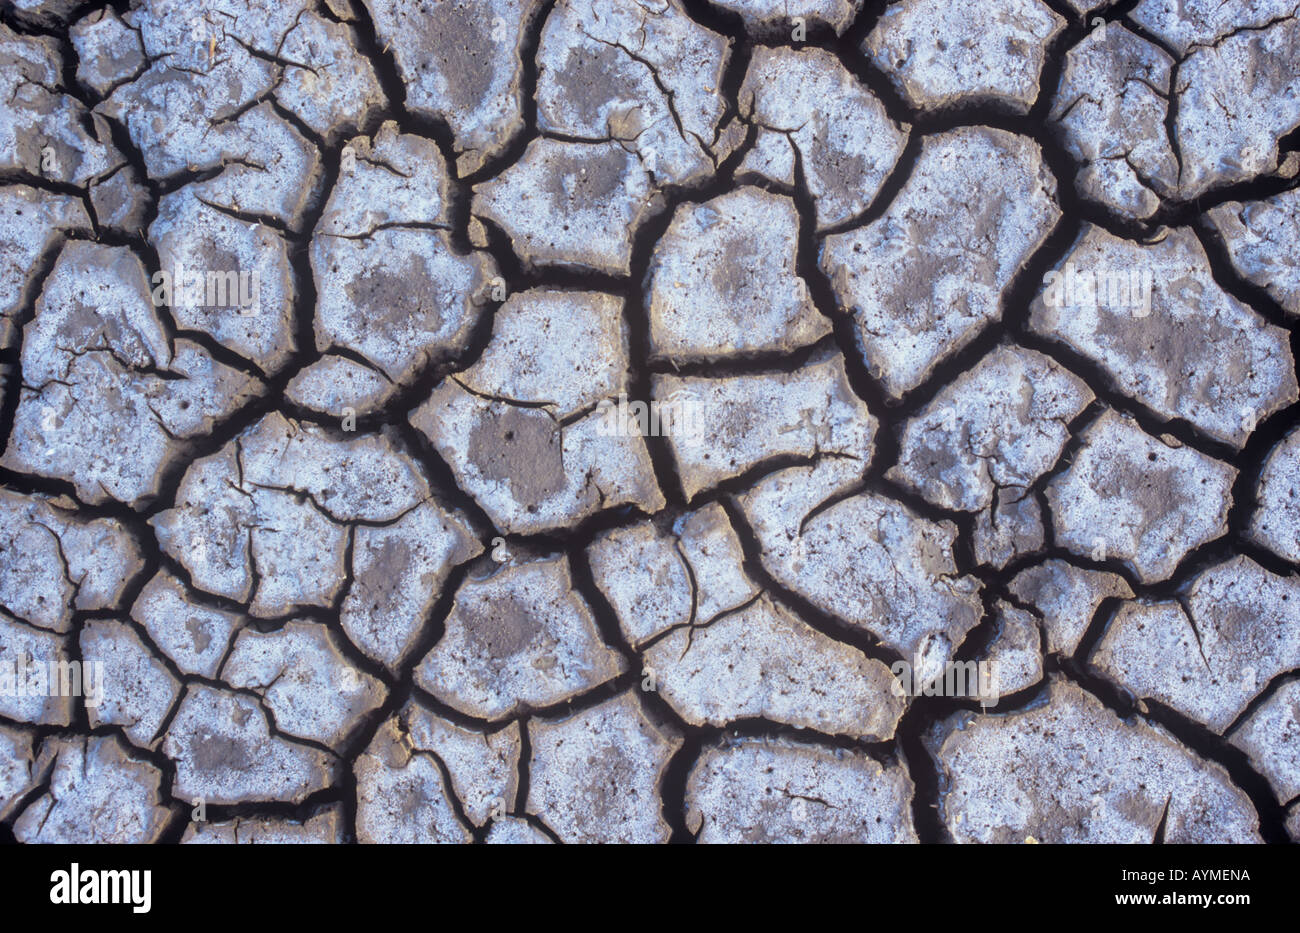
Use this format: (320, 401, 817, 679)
(1, 0, 1299, 845)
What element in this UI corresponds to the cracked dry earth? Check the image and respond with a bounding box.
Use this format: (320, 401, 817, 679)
(1, 0, 1299, 847)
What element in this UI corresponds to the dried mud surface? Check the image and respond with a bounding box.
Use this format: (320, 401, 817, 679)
(1, 0, 1299, 844)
